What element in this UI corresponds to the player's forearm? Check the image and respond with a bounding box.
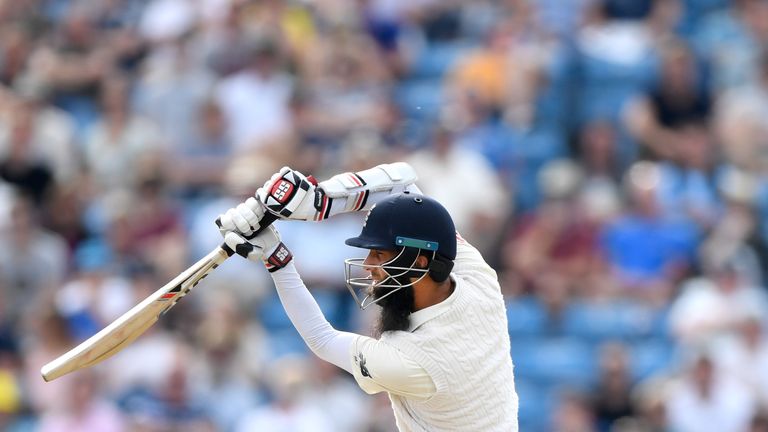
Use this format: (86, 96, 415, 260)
(259, 163, 421, 222)
(270, 262, 355, 373)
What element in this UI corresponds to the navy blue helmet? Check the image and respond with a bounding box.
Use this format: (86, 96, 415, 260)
(344, 192, 457, 309)
(345, 192, 457, 261)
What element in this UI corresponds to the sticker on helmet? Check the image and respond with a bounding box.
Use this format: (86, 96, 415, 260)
(363, 204, 376, 228)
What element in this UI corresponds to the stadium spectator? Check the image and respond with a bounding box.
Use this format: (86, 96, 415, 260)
(1, 1, 767, 430)
(600, 162, 700, 304)
(666, 352, 757, 432)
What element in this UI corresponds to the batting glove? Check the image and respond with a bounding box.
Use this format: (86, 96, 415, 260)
(223, 226, 293, 272)
(256, 163, 419, 222)
(256, 167, 320, 221)
(215, 197, 267, 238)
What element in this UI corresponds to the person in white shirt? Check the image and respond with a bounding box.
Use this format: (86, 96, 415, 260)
(666, 352, 757, 432)
(216, 163, 518, 431)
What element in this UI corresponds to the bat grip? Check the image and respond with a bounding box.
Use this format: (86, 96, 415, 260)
(219, 171, 317, 243)
(243, 212, 279, 240)
(215, 206, 280, 248)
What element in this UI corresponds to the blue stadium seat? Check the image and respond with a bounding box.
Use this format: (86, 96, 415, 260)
(684, 0, 730, 22)
(257, 293, 293, 332)
(469, 123, 566, 209)
(562, 301, 667, 342)
(580, 50, 656, 86)
(511, 337, 598, 388)
(258, 291, 345, 331)
(506, 296, 549, 337)
(395, 79, 445, 121)
(408, 41, 473, 80)
(515, 379, 557, 432)
(312, 289, 350, 330)
(575, 51, 657, 124)
(648, 306, 672, 339)
(629, 339, 677, 381)
(266, 328, 308, 358)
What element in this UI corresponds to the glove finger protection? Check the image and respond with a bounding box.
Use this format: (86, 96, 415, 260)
(236, 199, 263, 228)
(216, 197, 268, 237)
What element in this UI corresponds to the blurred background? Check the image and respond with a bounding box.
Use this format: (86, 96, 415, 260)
(1, 0, 768, 431)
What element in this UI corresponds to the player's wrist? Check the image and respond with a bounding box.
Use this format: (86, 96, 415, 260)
(263, 241, 293, 272)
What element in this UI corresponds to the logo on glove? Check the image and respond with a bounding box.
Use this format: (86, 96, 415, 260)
(271, 180, 294, 204)
(265, 243, 293, 272)
(274, 245, 291, 262)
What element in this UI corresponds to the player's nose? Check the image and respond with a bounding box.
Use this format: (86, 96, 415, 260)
(362, 253, 376, 271)
(363, 262, 375, 274)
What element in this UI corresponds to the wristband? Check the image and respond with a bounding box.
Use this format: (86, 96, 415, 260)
(264, 242, 293, 273)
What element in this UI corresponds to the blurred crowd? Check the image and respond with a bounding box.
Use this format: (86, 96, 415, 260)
(1, 0, 768, 431)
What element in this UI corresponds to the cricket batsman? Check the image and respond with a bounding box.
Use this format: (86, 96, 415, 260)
(216, 162, 518, 431)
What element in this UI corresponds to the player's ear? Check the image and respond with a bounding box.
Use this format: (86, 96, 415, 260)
(415, 255, 430, 269)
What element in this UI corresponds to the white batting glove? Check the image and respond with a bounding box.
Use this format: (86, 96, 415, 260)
(257, 163, 419, 222)
(256, 167, 320, 221)
(215, 197, 267, 238)
(223, 226, 293, 272)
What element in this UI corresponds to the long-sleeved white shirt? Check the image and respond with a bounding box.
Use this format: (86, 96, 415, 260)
(270, 262, 437, 398)
(270, 235, 518, 431)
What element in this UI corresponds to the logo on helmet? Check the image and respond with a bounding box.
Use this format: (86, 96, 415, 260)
(362, 204, 376, 228)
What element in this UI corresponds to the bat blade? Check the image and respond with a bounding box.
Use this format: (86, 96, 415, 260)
(40, 245, 233, 382)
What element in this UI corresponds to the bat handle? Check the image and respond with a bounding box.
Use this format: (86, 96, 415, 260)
(220, 172, 317, 242)
(215, 207, 280, 246)
(220, 212, 279, 257)
(243, 212, 278, 240)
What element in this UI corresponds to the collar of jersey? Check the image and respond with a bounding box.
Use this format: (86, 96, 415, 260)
(407, 275, 461, 332)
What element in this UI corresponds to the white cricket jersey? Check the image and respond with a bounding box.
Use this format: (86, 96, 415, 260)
(349, 236, 518, 431)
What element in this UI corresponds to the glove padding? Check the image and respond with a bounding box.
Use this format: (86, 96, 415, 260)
(257, 163, 418, 222)
(215, 197, 267, 238)
(256, 167, 320, 221)
(223, 227, 293, 272)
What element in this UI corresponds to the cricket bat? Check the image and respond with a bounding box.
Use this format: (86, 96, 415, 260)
(40, 243, 235, 381)
(41, 192, 285, 381)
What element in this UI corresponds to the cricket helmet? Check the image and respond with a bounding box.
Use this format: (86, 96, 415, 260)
(344, 192, 456, 309)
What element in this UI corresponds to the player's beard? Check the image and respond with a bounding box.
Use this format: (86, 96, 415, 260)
(373, 283, 414, 337)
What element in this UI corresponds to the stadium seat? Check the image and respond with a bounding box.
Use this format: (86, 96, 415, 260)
(511, 337, 598, 388)
(515, 379, 557, 432)
(257, 294, 294, 332)
(562, 301, 663, 342)
(506, 296, 549, 337)
(574, 51, 657, 124)
(258, 291, 346, 332)
(408, 41, 473, 80)
(266, 328, 308, 358)
(629, 339, 677, 381)
(395, 79, 445, 122)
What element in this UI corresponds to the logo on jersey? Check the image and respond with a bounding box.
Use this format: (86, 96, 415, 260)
(270, 179, 294, 204)
(355, 352, 371, 378)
